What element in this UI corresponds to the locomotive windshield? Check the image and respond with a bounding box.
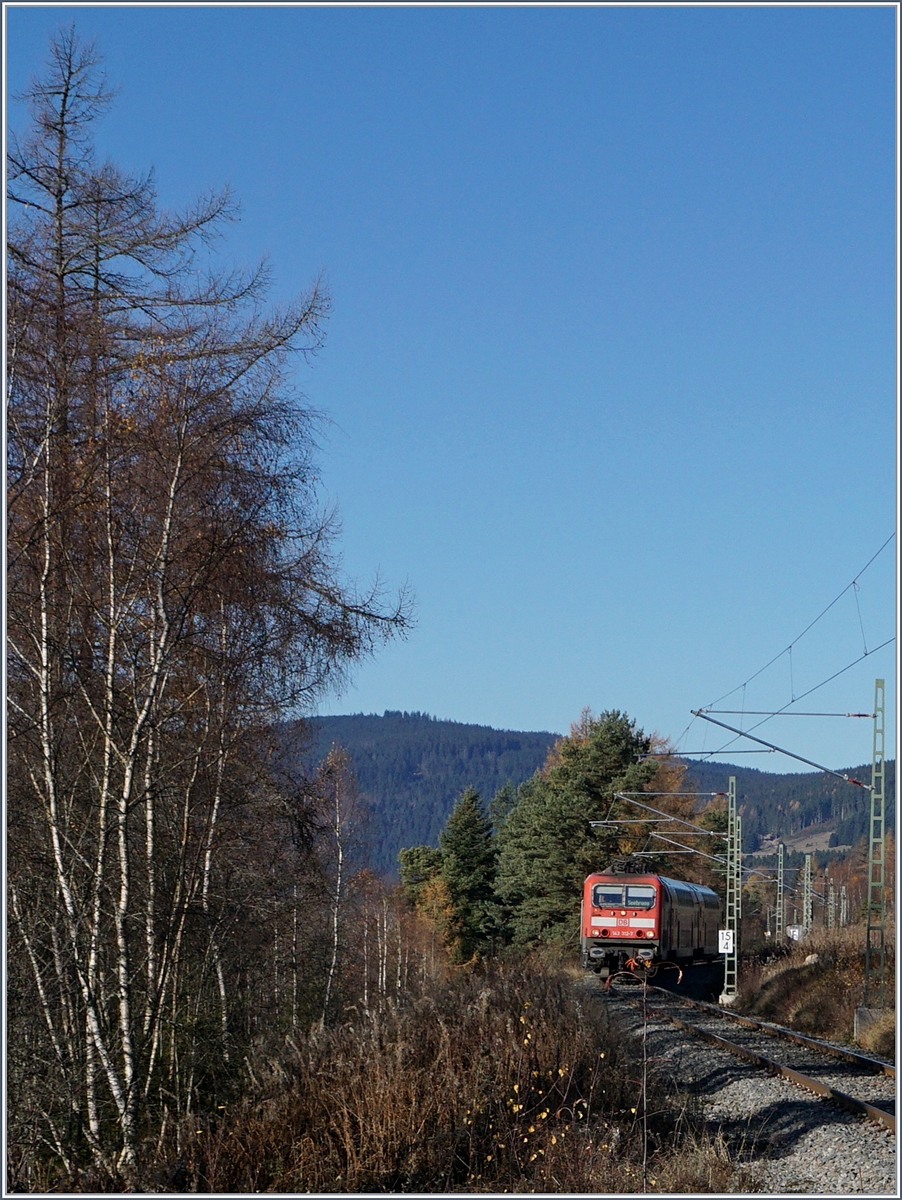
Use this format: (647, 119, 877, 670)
(625, 885, 656, 909)
(592, 884, 624, 908)
(592, 883, 656, 909)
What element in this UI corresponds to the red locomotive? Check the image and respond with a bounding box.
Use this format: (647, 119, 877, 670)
(581, 869, 723, 977)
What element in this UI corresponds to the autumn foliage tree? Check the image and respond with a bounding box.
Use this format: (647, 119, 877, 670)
(6, 29, 408, 1186)
(399, 789, 497, 962)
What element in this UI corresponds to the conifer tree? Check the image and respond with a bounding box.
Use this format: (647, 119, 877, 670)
(488, 781, 518, 835)
(398, 844, 444, 907)
(496, 710, 655, 947)
(438, 788, 498, 961)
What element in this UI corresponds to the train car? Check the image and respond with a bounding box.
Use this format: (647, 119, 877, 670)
(581, 870, 723, 977)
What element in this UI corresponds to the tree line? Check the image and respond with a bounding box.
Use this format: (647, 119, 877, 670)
(684, 759, 896, 851)
(291, 716, 895, 875)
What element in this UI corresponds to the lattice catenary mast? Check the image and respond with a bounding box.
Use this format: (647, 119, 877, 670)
(721, 776, 741, 1000)
(802, 854, 813, 935)
(863, 679, 887, 1009)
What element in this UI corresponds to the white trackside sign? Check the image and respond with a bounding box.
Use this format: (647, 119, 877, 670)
(718, 929, 734, 954)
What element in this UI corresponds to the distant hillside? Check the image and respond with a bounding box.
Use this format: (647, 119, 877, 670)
(290, 712, 559, 875)
(280, 713, 895, 876)
(682, 759, 895, 851)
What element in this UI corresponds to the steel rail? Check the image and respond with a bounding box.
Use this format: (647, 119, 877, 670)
(646, 987, 895, 1078)
(660, 1011, 895, 1134)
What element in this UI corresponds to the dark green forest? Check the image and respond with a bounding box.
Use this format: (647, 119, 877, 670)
(285, 712, 559, 873)
(683, 759, 895, 851)
(285, 713, 895, 872)
(281, 710, 897, 873)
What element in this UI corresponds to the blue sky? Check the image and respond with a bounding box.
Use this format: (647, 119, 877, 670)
(6, 4, 898, 771)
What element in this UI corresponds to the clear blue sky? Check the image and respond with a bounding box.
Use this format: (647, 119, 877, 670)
(6, 4, 898, 771)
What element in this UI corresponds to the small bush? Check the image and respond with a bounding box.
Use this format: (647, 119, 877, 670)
(650, 1129, 759, 1194)
(857, 1009, 895, 1058)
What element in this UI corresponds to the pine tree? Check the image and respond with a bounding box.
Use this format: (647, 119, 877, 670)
(488, 781, 518, 835)
(496, 710, 656, 947)
(398, 844, 443, 907)
(438, 788, 498, 961)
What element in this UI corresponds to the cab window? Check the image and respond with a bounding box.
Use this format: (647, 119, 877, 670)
(592, 884, 624, 908)
(625, 885, 656, 910)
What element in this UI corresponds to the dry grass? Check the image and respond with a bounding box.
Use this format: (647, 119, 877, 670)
(137, 961, 756, 1193)
(22, 961, 760, 1192)
(648, 1128, 760, 1194)
(738, 924, 895, 1052)
(856, 1008, 895, 1058)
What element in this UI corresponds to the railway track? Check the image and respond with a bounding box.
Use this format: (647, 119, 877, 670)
(602, 976, 896, 1135)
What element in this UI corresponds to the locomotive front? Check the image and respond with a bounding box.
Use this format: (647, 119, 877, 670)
(580, 872, 661, 977)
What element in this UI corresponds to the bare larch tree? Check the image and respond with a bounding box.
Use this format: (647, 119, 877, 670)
(6, 28, 410, 1185)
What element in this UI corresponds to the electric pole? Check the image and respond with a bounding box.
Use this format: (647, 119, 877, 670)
(863, 678, 887, 1010)
(721, 776, 741, 1003)
(803, 853, 813, 936)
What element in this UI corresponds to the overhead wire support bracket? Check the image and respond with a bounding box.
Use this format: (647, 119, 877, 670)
(592, 793, 733, 869)
(601, 793, 729, 837)
(702, 710, 876, 718)
(616, 791, 724, 797)
(591, 817, 701, 825)
(644, 749, 776, 756)
(691, 710, 874, 789)
(648, 832, 727, 865)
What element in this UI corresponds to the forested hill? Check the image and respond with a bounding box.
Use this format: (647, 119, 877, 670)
(683, 759, 895, 851)
(284, 713, 895, 875)
(295, 712, 559, 874)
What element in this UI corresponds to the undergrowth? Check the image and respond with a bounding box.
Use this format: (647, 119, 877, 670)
(134, 960, 757, 1193)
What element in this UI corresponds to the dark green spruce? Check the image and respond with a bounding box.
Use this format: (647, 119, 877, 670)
(398, 844, 443, 907)
(438, 788, 499, 961)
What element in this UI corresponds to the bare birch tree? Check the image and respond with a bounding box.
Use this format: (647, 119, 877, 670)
(312, 747, 365, 1026)
(7, 28, 410, 1186)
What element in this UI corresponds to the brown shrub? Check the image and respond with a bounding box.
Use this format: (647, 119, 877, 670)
(650, 1129, 761, 1194)
(857, 1009, 895, 1058)
(143, 960, 753, 1193)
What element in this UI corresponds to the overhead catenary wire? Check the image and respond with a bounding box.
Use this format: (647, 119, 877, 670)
(689, 635, 894, 763)
(749, 638, 893, 717)
(703, 534, 894, 711)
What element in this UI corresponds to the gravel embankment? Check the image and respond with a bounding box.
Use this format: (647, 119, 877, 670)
(594, 983, 897, 1195)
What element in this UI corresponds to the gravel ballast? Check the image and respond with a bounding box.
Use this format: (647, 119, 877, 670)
(594, 983, 897, 1195)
